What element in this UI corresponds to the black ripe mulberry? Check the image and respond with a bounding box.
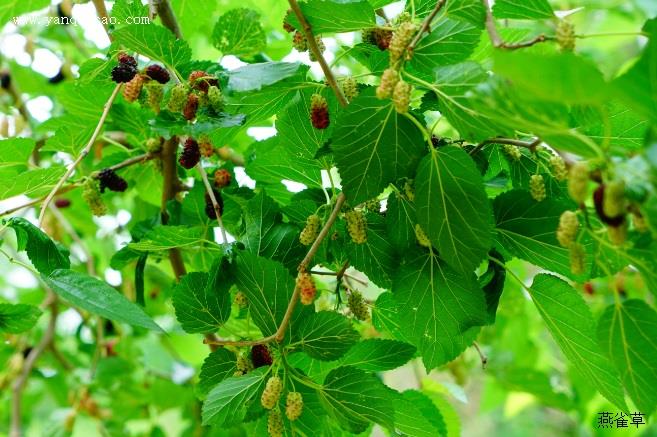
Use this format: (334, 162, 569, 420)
(0, 71, 10, 90)
(310, 94, 329, 130)
(251, 345, 273, 368)
(97, 168, 128, 193)
(54, 198, 71, 208)
(204, 189, 224, 219)
(117, 53, 137, 68)
(111, 63, 137, 83)
(179, 138, 200, 169)
(183, 93, 199, 121)
(145, 64, 170, 84)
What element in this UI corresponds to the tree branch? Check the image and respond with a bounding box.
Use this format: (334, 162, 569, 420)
(196, 163, 229, 245)
(205, 193, 347, 347)
(407, 0, 447, 55)
(288, 0, 348, 107)
(38, 84, 122, 228)
(481, 0, 551, 50)
(470, 136, 540, 155)
(151, 0, 183, 39)
(91, 0, 112, 41)
(10, 294, 58, 437)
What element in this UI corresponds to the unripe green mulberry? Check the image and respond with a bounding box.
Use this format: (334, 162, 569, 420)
(299, 214, 321, 245)
(261, 376, 283, 410)
(292, 31, 308, 51)
(285, 392, 304, 421)
(529, 174, 546, 202)
(234, 291, 248, 309)
(415, 224, 431, 248)
(145, 137, 161, 153)
(341, 77, 359, 101)
(556, 20, 576, 52)
(376, 68, 399, 100)
(392, 80, 412, 114)
(347, 291, 369, 321)
(208, 85, 224, 113)
(389, 21, 416, 63)
(569, 242, 585, 275)
(404, 180, 415, 201)
(145, 81, 163, 114)
(167, 84, 189, 112)
(345, 210, 367, 244)
(567, 162, 589, 204)
(549, 155, 568, 181)
(309, 37, 325, 62)
(502, 144, 522, 161)
(556, 211, 579, 247)
(82, 179, 107, 216)
(364, 199, 379, 212)
(268, 410, 284, 437)
(603, 180, 626, 218)
(234, 353, 252, 376)
(608, 222, 627, 246)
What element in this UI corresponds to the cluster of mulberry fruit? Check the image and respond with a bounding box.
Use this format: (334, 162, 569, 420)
(97, 168, 128, 193)
(268, 410, 284, 437)
(347, 290, 369, 321)
(297, 272, 317, 305)
(82, 179, 107, 216)
(165, 71, 223, 120)
(389, 21, 417, 63)
(345, 210, 367, 244)
(291, 31, 325, 61)
(556, 211, 579, 248)
(261, 376, 283, 409)
(340, 76, 359, 101)
(556, 20, 576, 52)
(549, 155, 568, 181)
(502, 144, 522, 161)
(111, 53, 138, 83)
(299, 214, 321, 245)
(567, 162, 589, 204)
(310, 93, 330, 129)
(285, 392, 303, 421)
(529, 174, 546, 202)
(362, 27, 393, 50)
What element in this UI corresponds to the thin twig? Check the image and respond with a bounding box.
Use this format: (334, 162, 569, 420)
(472, 341, 488, 369)
(196, 163, 229, 245)
(481, 0, 551, 50)
(288, 0, 348, 107)
(206, 193, 347, 347)
(38, 84, 122, 228)
(470, 137, 540, 155)
(105, 152, 158, 173)
(91, 0, 112, 40)
(407, 0, 447, 55)
(0, 184, 79, 217)
(152, 0, 183, 39)
(10, 294, 58, 437)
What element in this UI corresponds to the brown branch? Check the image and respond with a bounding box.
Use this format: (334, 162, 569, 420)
(481, 0, 551, 50)
(196, 162, 229, 245)
(105, 152, 158, 173)
(407, 0, 447, 55)
(151, 0, 183, 39)
(205, 192, 347, 347)
(473, 341, 488, 369)
(288, 0, 348, 107)
(91, 0, 112, 41)
(10, 294, 58, 437)
(0, 184, 79, 217)
(38, 84, 122, 228)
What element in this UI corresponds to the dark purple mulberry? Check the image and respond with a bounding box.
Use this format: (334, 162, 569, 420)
(117, 53, 137, 68)
(111, 63, 137, 83)
(179, 138, 201, 169)
(97, 168, 128, 193)
(145, 64, 170, 84)
(251, 345, 273, 368)
(204, 189, 224, 219)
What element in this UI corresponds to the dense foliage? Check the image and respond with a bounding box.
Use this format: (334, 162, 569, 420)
(1, 0, 657, 435)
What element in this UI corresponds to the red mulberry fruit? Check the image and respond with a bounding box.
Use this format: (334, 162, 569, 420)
(293, 31, 308, 51)
(188, 70, 217, 93)
(297, 272, 317, 305)
(145, 64, 170, 84)
(310, 94, 330, 129)
(199, 140, 214, 157)
(213, 169, 231, 188)
(97, 168, 128, 193)
(204, 189, 224, 219)
(251, 345, 273, 368)
(54, 198, 71, 208)
(183, 93, 199, 121)
(179, 138, 201, 169)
